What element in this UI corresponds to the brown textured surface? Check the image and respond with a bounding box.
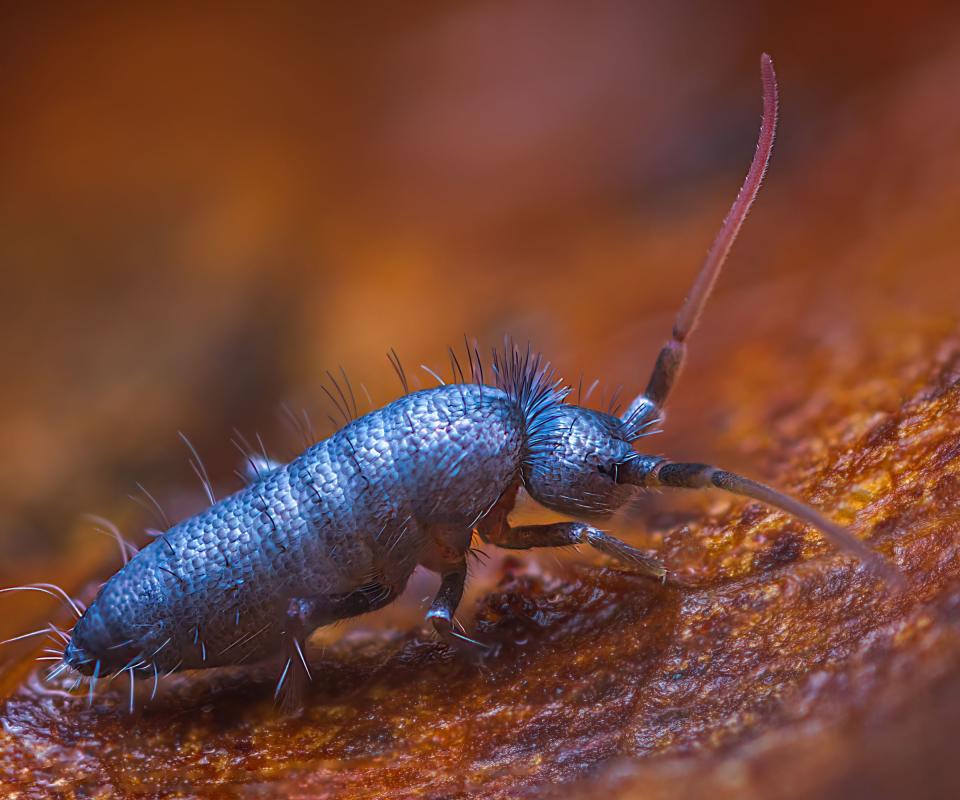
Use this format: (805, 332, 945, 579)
(8, 329, 960, 799)
(2, 3, 960, 799)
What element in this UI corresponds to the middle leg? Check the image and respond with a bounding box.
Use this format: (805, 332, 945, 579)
(424, 560, 488, 656)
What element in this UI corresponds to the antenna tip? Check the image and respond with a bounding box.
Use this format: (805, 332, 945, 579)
(760, 53, 777, 82)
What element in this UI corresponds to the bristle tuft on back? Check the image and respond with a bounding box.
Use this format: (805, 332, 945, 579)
(491, 339, 569, 448)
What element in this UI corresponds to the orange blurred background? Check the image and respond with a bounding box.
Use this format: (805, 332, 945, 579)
(1, 1, 959, 603)
(5, 5, 960, 798)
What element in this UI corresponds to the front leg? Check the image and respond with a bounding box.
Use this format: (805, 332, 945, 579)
(485, 520, 666, 581)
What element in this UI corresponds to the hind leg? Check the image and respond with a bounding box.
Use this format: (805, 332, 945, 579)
(275, 583, 398, 706)
(285, 582, 397, 633)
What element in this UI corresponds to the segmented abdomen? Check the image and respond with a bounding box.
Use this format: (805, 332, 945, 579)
(70, 384, 525, 673)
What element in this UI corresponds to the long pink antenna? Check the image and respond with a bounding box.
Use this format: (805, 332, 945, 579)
(625, 54, 779, 421)
(673, 53, 778, 346)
